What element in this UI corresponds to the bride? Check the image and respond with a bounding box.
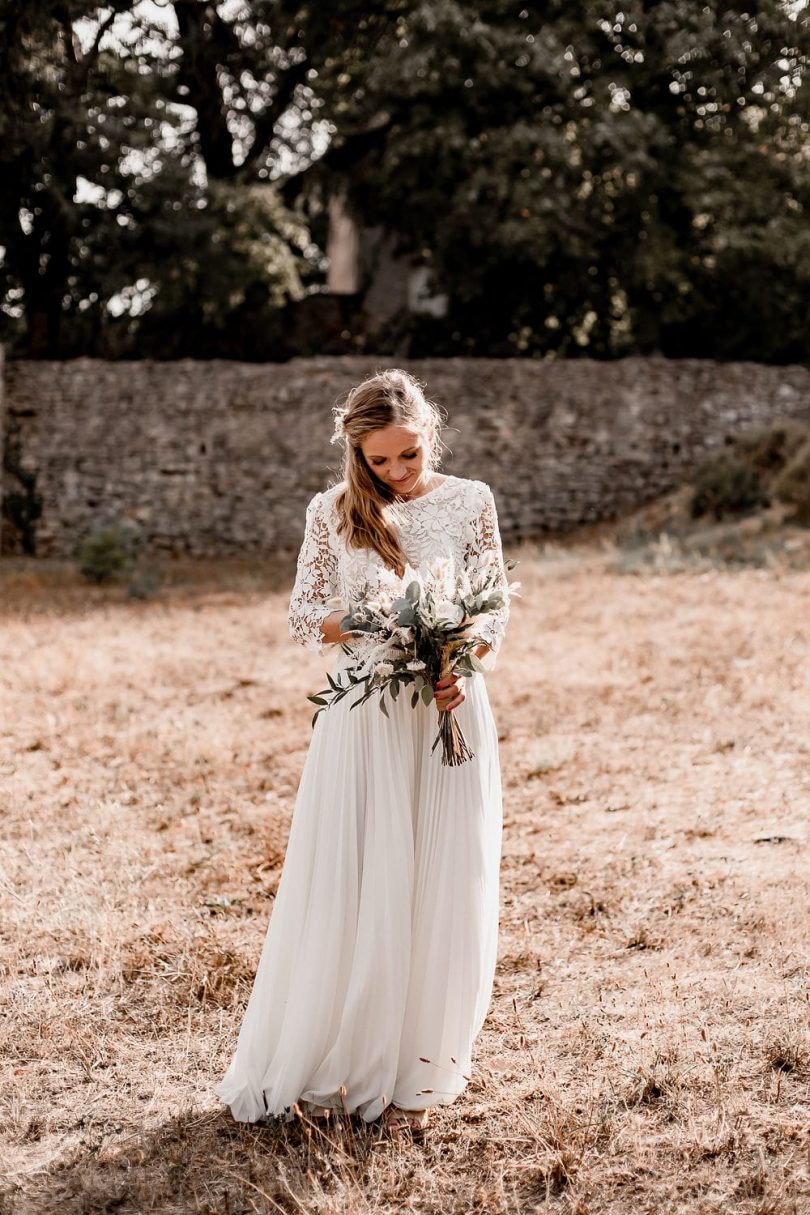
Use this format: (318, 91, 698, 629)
(215, 368, 511, 1136)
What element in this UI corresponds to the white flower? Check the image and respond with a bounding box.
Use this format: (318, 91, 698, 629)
(373, 661, 394, 678)
(396, 626, 415, 643)
(454, 569, 472, 597)
(423, 557, 457, 598)
(435, 599, 464, 625)
(425, 556, 455, 577)
(406, 659, 426, 671)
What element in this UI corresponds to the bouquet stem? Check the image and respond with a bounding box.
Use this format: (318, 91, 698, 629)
(431, 659, 475, 766)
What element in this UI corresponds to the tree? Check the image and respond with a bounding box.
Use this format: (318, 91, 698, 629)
(1, 1, 807, 361)
(331, 0, 810, 361)
(0, 2, 331, 357)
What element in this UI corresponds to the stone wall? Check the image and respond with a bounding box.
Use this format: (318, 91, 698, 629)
(2, 355, 810, 557)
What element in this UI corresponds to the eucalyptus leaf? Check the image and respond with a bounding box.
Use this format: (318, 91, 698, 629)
(421, 683, 434, 706)
(350, 621, 378, 634)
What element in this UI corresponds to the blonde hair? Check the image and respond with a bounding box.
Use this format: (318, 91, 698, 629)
(330, 368, 445, 576)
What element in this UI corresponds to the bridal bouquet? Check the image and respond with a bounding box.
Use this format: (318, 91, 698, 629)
(307, 554, 520, 766)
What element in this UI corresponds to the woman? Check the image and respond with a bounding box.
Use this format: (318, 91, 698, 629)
(215, 368, 510, 1136)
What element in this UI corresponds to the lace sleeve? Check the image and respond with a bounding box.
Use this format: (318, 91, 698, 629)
(464, 483, 511, 672)
(288, 492, 342, 654)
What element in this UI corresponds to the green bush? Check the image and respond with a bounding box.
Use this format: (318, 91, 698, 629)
(74, 520, 141, 585)
(733, 417, 810, 475)
(773, 439, 810, 526)
(689, 418, 810, 522)
(689, 452, 768, 520)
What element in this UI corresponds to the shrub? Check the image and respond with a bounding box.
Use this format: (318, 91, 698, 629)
(74, 519, 141, 585)
(772, 439, 810, 526)
(689, 453, 768, 520)
(733, 417, 810, 475)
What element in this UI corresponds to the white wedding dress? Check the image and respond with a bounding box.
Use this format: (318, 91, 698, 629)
(215, 474, 510, 1123)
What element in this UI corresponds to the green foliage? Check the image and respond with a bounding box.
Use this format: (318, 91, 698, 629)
(773, 440, 810, 525)
(0, 2, 318, 358)
(1, 2, 808, 360)
(690, 418, 810, 522)
(690, 452, 768, 520)
(345, 0, 810, 361)
(733, 418, 810, 475)
(74, 518, 140, 585)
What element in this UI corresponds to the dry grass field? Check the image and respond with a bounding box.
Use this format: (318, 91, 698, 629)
(1, 534, 808, 1215)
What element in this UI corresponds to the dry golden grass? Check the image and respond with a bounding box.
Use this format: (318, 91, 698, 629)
(1, 540, 808, 1215)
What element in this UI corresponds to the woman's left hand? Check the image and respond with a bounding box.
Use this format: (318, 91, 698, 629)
(433, 671, 466, 712)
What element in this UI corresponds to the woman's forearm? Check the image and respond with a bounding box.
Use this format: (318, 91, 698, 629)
(319, 608, 353, 646)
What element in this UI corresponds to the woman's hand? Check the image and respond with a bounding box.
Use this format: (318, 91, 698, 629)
(433, 670, 466, 713)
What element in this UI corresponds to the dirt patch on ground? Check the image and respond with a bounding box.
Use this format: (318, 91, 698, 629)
(1, 543, 808, 1214)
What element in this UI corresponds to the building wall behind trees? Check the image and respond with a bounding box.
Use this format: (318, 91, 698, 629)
(2, 355, 809, 559)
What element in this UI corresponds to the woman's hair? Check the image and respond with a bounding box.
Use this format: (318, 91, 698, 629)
(330, 368, 446, 576)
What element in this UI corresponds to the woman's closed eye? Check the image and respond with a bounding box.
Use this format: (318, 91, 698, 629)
(370, 451, 418, 467)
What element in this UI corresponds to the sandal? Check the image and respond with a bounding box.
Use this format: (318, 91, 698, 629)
(382, 1105, 430, 1136)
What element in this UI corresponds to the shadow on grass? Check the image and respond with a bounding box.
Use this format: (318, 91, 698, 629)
(5, 1106, 397, 1215)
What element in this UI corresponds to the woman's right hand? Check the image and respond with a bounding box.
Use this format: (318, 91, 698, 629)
(433, 670, 466, 713)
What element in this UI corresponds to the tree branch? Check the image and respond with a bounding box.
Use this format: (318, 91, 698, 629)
(238, 56, 311, 177)
(278, 110, 400, 206)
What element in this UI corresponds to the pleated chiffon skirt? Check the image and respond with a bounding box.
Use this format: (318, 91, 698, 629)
(215, 650, 504, 1124)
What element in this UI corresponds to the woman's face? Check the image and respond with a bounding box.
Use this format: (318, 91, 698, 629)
(359, 424, 433, 494)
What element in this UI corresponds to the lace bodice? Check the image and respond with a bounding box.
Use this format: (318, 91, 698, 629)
(288, 475, 510, 671)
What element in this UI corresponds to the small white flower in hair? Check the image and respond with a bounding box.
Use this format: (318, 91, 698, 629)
(330, 408, 348, 445)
